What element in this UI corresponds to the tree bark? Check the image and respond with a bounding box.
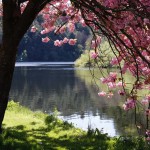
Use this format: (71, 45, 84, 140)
(0, 42, 17, 132)
(0, 0, 18, 132)
(0, 0, 49, 132)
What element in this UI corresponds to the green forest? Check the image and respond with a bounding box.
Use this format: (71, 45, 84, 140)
(17, 17, 91, 62)
(0, 17, 112, 63)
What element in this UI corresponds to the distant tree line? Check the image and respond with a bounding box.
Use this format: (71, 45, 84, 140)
(17, 18, 91, 62)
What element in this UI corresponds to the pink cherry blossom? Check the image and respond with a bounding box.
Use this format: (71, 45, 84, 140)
(42, 37, 50, 43)
(109, 72, 117, 81)
(43, 14, 50, 20)
(90, 52, 98, 59)
(118, 90, 125, 96)
(80, 19, 86, 27)
(144, 18, 149, 24)
(68, 39, 77, 45)
(91, 36, 101, 49)
(146, 130, 150, 136)
(41, 28, 51, 34)
(146, 95, 150, 101)
(100, 77, 108, 84)
(98, 91, 106, 97)
(108, 82, 116, 88)
(116, 82, 123, 87)
(107, 92, 114, 98)
(63, 37, 69, 43)
(59, 26, 66, 34)
(54, 40, 63, 47)
(110, 57, 122, 65)
(123, 98, 136, 110)
(141, 99, 148, 105)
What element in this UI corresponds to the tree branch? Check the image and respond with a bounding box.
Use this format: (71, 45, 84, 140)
(13, 0, 51, 45)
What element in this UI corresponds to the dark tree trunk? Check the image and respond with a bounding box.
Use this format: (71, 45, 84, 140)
(0, 0, 19, 132)
(0, 0, 49, 132)
(0, 42, 17, 132)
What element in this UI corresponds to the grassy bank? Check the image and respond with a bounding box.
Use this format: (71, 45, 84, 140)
(1, 101, 149, 150)
(75, 41, 115, 68)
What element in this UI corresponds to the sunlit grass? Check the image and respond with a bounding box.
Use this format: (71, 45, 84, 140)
(1, 101, 113, 150)
(1, 101, 150, 150)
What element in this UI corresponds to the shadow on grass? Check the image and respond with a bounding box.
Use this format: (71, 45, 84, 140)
(1, 113, 149, 150)
(0, 123, 110, 150)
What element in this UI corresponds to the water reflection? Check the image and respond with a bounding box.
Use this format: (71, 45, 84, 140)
(10, 62, 139, 136)
(59, 111, 117, 136)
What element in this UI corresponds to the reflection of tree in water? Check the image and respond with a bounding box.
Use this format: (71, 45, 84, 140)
(75, 69, 147, 136)
(106, 106, 147, 136)
(10, 66, 146, 136)
(10, 66, 93, 116)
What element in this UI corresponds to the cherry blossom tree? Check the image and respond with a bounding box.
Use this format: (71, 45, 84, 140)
(0, 0, 149, 134)
(71, 0, 150, 136)
(34, 0, 150, 133)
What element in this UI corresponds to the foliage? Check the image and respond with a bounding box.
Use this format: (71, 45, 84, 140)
(74, 50, 92, 67)
(114, 136, 150, 150)
(2, 101, 150, 150)
(17, 22, 91, 62)
(2, 101, 111, 150)
(75, 40, 116, 67)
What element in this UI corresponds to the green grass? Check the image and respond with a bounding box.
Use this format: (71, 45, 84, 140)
(75, 41, 116, 68)
(1, 101, 150, 150)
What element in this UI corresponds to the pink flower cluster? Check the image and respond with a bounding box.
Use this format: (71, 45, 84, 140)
(118, 90, 125, 96)
(98, 91, 113, 98)
(99, 72, 126, 96)
(68, 39, 77, 45)
(146, 130, 150, 141)
(54, 38, 77, 46)
(98, 91, 106, 96)
(91, 36, 101, 49)
(90, 52, 98, 59)
(42, 37, 50, 43)
(110, 57, 122, 66)
(100, 72, 117, 84)
(141, 95, 150, 105)
(123, 98, 136, 110)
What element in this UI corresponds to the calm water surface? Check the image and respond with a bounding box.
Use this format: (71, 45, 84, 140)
(10, 62, 138, 137)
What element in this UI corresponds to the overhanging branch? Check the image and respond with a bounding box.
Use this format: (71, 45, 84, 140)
(13, 0, 51, 45)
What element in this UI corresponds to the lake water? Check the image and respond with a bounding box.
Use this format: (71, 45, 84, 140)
(9, 62, 138, 137)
